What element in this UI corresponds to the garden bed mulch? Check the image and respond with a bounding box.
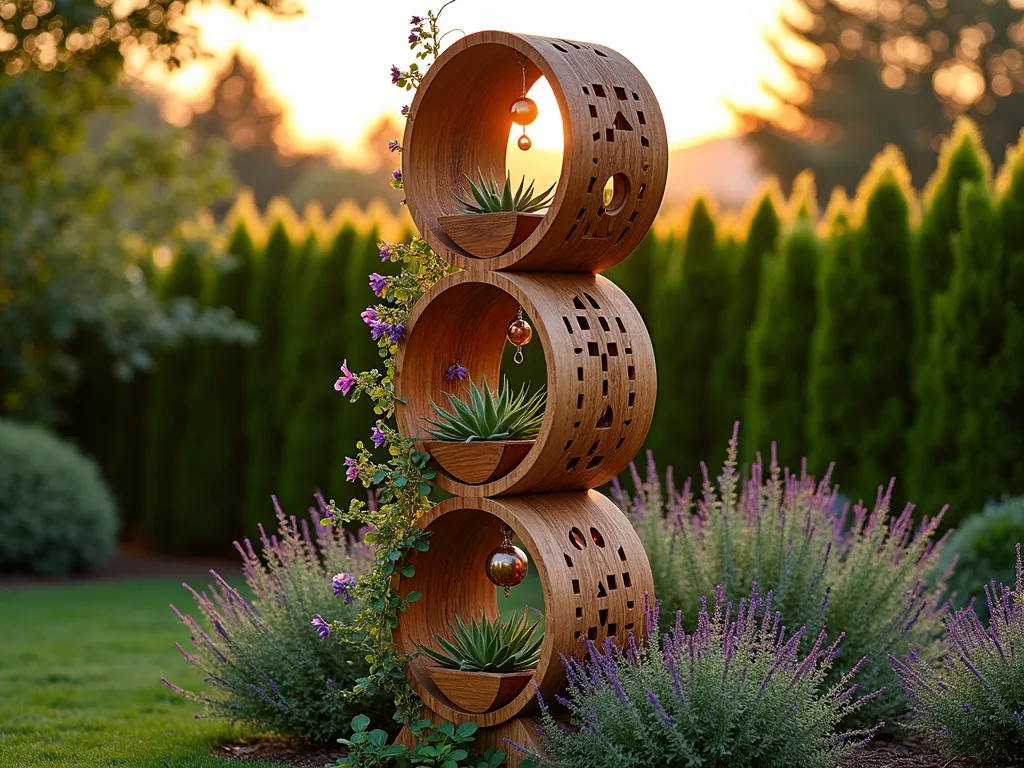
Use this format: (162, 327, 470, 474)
(839, 733, 996, 768)
(212, 737, 345, 767)
(211, 733, 1011, 768)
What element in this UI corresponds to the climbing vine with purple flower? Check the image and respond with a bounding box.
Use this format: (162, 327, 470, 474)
(322, 6, 457, 726)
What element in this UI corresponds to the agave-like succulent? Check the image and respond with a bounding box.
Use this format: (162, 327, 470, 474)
(454, 169, 556, 214)
(416, 610, 542, 673)
(423, 376, 545, 442)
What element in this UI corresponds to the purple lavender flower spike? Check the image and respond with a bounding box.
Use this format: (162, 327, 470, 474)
(444, 363, 468, 381)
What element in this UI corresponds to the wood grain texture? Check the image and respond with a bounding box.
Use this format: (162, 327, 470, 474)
(438, 212, 544, 259)
(395, 271, 656, 497)
(392, 492, 655, 727)
(426, 667, 534, 714)
(402, 31, 668, 273)
(423, 440, 534, 485)
(394, 715, 543, 767)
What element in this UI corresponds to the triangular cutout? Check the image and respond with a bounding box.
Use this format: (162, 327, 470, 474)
(597, 581, 608, 598)
(612, 111, 633, 131)
(596, 404, 614, 429)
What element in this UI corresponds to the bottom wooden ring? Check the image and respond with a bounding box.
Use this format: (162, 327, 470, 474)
(392, 491, 655, 727)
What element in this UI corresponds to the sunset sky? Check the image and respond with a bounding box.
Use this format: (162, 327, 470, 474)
(160, 0, 795, 169)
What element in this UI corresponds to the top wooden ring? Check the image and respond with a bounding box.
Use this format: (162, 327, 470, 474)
(402, 31, 668, 273)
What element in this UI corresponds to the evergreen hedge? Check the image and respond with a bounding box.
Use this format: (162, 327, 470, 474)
(58, 123, 1024, 553)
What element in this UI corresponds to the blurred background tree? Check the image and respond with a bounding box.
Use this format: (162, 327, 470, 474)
(739, 0, 1024, 194)
(0, 0, 296, 422)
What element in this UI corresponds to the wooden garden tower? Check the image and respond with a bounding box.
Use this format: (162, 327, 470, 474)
(392, 31, 668, 764)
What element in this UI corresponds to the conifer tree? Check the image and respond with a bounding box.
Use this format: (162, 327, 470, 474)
(912, 120, 990, 359)
(807, 191, 864, 480)
(745, 220, 821, 468)
(650, 198, 730, 476)
(142, 247, 203, 548)
(172, 225, 255, 552)
(909, 182, 1007, 524)
(710, 184, 782, 435)
(277, 224, 357, 513)
(847, 149, 916, 497)
(242, 219, 291, 536)
(605, 230, 656, 321)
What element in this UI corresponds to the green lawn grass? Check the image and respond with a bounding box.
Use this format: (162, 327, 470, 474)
(0, 578, 288, 768)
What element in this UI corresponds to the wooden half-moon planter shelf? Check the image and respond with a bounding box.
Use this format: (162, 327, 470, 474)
(427, 667, 534, 714)
(438, 212, 544, 259)
(423, 440, 535, 485)
(393, 28, 669, 768)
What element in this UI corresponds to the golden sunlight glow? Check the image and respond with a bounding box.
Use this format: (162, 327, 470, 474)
(154, 0, 792, 168)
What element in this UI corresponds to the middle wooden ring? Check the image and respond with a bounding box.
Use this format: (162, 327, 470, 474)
(394, 271, 656, 496)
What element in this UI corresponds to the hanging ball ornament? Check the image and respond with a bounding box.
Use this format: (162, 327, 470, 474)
(509, 96, 539, 126)
(486, 529, 529, 598)
(517, 134, 532, 151)
(507, 318, 533, 348)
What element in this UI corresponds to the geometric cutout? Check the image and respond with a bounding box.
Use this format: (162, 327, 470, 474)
(584, 293, 601, 309)
(613, 111, 633, 131)
(585, 454, 604, 470)
(570, 527, 587, 550)
(566, 456, 580, 472)
(592, 84, 606, 98)
(596, 404, 613, 429)
(590, 527, 605, 547)
(564, 553, 574, 567)
(563, 316, 575, 334)
(614, 86, 627, 100)
(574, 296, 586, 310)
(599, 607, 609, 626)
(597, 581, 607, 598)
(618, 546, 627, 561)
(572, 579, 581, 594)
(607, 574, 618, 590)
(622, 571, 632, 588)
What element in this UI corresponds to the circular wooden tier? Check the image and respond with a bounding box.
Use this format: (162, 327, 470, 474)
(392, 492, 654, 727)
(394, 270, 656, 497)
(402, 31, 669, 273)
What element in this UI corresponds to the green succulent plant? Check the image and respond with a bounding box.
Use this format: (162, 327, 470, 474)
(415, 610, 542, 673)
(454, 169, 556, 214)
(423, 375, 545, 442)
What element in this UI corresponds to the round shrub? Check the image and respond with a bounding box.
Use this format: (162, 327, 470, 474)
(940, 496, 1024, 615)
(0, 419, 119, 574)
(166, 494, 392, 742)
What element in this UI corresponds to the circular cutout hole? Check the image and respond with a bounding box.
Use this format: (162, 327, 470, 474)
(602, 173, 630, 216)
(590, 527, 605, 547)
(569, 527, 587, 550)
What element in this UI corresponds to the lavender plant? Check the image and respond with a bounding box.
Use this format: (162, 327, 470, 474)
(612, 424, 952, 728)
(891, 544, 1024, 762)
(164, 495, 390, 741)
(520, 590, 879, 768)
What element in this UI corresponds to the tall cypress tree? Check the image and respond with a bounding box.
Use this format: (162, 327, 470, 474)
(650, 198, 730, 477)
(909, 182, 1007, 525)
(242, 219, 292, 536)
(646, 231, 683, 467)
(807, 191, 864, 481)
(171, 226, 255, 553)
(710, 184, 782, 436)
(848, 149, 916, 498)
(745, 220, 821, 469)
(912, 120, 990, 361)
(277, 224, 357, 513)
(142, 247, 203, 549)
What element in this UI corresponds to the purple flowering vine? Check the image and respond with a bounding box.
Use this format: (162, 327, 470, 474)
(390, 65, 401, 84)
(368, 273, 387, 296)
(334, 360, 357, 395)
(379, 241, 392, 260)
(344, 457, 358, 483)
(444, 363, 469, 381)
(371, 426, 387, 449)
(332, 573, 358, 604)
(360, 306, 378, 325)
(311, 614, 331, 640)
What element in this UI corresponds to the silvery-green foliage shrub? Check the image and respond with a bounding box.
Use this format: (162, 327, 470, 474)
(165, 494, 391, 741)
(519, 591, 879, 768)
(891, 544, 1024, 762)
(940, 497, 1024, 620)
(613, 426, 951, 728)
(0, 419, 118, 574)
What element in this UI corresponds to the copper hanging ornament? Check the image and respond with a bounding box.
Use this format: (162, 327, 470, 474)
(507, 306, 532, 364)
(510, 56, 536, 151)
(485, 527, 529, 598)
